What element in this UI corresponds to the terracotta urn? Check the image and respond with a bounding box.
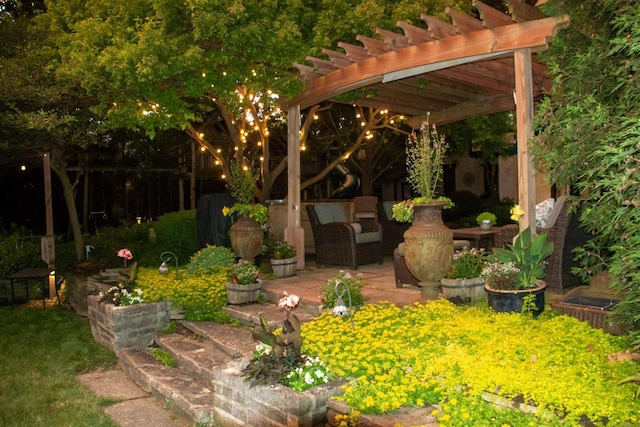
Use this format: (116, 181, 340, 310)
(229, 215, 263, 260)
(402, 202, 453, 298)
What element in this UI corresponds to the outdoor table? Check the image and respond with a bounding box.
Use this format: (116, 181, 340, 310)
(8, 268, 54, 308)
(451, 226, 499, 250)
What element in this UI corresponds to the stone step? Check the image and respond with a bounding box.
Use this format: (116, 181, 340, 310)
(181, 320, 256, 359)
(154, 333, 236, 384)
(118, 348, 214, 425)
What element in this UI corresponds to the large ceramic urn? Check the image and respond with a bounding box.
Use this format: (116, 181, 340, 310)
(230, 215, 264, 260)
(403, 202, 453, 298)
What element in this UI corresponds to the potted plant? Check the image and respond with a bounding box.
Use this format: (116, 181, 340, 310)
(476, 212, 497, 230)
(440, 247, 486, 303)
(320, 270, 365, 309)
(226, 258, 262, 304)
(222, 161, 269, 260)
(482, 227, 554, 315)
(391, 119, 454, 299)
(267, 239, 297, 278)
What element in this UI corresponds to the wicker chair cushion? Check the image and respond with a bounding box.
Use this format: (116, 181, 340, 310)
(314, 204, 347, 224)
(355, 231, 381, 244)
(536, 198, 555, 227)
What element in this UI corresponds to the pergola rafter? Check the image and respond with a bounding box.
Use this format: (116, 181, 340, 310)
(282, 0, 569, 268)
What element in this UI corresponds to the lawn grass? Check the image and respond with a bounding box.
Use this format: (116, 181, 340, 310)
(0, 304, 119, 426)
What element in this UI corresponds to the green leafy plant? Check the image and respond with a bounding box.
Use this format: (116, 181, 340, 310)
(152, 348, 177, 367)
(243, 293, 308, 387)
(406, 119, 448, 201)
(266, 240, 296, 259)
(222, 161, 269, 224)
(321, 270, 365, 308)
(222, 203, 269, 224)
(446, 247, 485, 279)
(391, 196, 454, 223)
(476, 212, 497, 226)
(185, 245, 235, 275)
(230, 259, 260, 285)
(491, 227, 554, 289)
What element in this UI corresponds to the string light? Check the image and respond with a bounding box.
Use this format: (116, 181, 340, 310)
(200, 146, 206, 152)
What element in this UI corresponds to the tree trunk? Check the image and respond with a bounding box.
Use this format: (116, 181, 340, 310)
(51, 156, 85, 261)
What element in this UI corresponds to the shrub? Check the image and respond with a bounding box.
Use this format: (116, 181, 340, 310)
(138, 210, 197, 267)
(0, 227, 45, 277)
(185, 245, 235, 275)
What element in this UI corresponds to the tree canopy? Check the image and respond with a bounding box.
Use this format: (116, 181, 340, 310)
(533, 0, 640, 342)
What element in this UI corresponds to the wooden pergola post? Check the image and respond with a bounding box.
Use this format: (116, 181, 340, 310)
(285, 105, 305, 269)
(514, 48, 536, 232)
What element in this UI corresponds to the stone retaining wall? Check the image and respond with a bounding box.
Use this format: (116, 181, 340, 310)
(87, 295, 170, 352)
(212, 360, 345, 427)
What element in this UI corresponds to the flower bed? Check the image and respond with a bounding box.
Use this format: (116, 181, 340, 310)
(301, 300, 639, 426)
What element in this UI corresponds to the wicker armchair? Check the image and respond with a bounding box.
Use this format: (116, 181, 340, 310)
(378, 201, 410, 256)
(493, 196, 590, 293)
(306, 204, 384, 270)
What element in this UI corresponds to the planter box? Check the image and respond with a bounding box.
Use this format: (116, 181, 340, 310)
(87, 295, 170, 352)
(212, 360, 345, 427)
(551, 296, 623, 335)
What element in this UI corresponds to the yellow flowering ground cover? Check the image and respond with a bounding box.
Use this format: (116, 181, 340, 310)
(302, 300, 639, 426)
(137, 267, 231, 321)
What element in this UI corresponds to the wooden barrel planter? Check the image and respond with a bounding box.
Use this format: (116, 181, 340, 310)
(440, 277, 485, 303)
(270, 258, 297, 278)
(225, 280, 262, 305)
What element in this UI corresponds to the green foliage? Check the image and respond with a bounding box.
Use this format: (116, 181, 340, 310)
(228, 160, 256, 205)
(223, 203, 269, 224)
(302, 300, 638, 424)
(405, 120, 448, 201)
(263, 236, 296, 259)
(137, 267, 229, 320)
(141, 210, 197, 267)
(475, 211, 496, 226)
(0, 227, 45, 277)
(230, 259, 260, 285)
(185, 245, 235, 275)
(85, 224, 152, 268)
(493, 227, 554, 289)
(533, 0, 640, 343)
(152, 348, 177, 368)
(447, 247, 485, 280)
(321, 271, 365, 307)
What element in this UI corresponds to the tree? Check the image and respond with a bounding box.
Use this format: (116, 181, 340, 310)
(47, 0, 477, 203)
(532, 0, 640, 342)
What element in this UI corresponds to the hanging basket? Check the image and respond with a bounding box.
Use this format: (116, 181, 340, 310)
(226, 279, 262, 305)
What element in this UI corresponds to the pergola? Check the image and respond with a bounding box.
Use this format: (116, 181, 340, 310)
(282, 0, 569, 268)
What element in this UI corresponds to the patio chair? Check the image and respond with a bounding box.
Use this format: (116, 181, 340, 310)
(378, 201, 411, 256)
(493, 196, 591, 293)
(353, 196, 378, 221)
(306, 203, 384, 269)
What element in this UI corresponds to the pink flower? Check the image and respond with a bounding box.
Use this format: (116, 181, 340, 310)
(278, 292, 300, 312)
(118, 249, 133, 260)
